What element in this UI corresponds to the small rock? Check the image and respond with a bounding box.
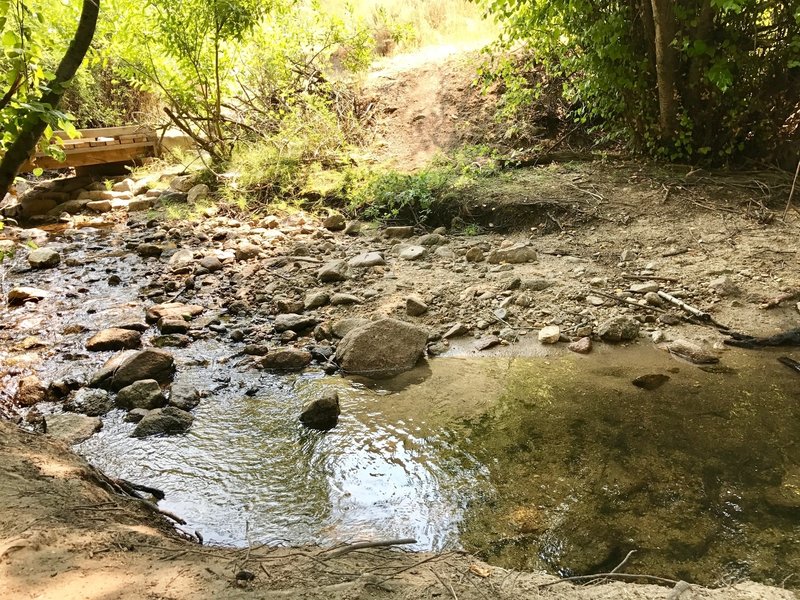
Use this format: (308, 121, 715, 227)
(299, 390, 340, 430)
(330, 293, 361, 306)
(384, 226, 414, 238)
(169, 383, 200, 410)
(45, 413, 102, 444)
(709, 276, 739, 297)
(136, 243, 163, 258)
(343, 220, 362, 235)
(651, 330, 666, 343)
(443, 323, 468, 339)
(418, 233, 445, 246)
(86, 328, 142, 351)
(260, 348, 313, 370)
(465, 247, 484, 263)
(630, 282, 659, 294)
(586, 295, 605, 306)
(398, 245, 427, 260)
(152, 334, 191, 348)
(27, 247, 60, 269)
(318, 259, 348, 282)
(65, 388, 114, 416)
(538, 325, 561, 344)
(112, 178, 134, 192)
(86, 200, 112, 213)
(487, 244, 537, 264)
(169, 249, 195, 270)
(132, 406, 193, 437)
(632, 373, 670, 390)
(199, 255, 223, 271)
(597, 316, 640, 343)
(476, 336, 502, 351)
(14, 375, 47, 407)
(348, 252, 385, 268)
(659, 313, 682, 326)
(8, 287, 50, 305)
(304, 291, 330, 310)
(158, 318, 190, 334)
(666, 339, 719, 364)
(116, 379, 167, 410)
(322, 214, 346, 231)
(645, 292, 663, 307)
(406, 295, 428, 317)
(235, 241, 261, 261)
(274, 313, 318, 332)
(520, 278, 553, 291)
(568, 337, 592, 354)
(146, 302, 203, 324)
(187, 184, 210, 203)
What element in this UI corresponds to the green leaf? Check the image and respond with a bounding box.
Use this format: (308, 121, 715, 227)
(32, 167, 43, 176)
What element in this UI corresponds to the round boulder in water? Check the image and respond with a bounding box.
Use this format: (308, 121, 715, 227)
(299, 390, 340, 431)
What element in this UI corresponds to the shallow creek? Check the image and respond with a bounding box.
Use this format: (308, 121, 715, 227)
(3, 224, 799, 586)
(77, 344, 800, 586)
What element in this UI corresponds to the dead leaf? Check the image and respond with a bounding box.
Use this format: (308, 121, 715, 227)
(469, 564, 491, 578)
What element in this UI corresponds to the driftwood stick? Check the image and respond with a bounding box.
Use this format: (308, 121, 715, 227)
(537, 572, 680, 589)
(610, 550, 637, 573)
(323, 538, 417, 559)
(783, 157, 800, 220)
(657, 290, 707, 319)
(622, 274, 679, 283)
(594, 290, 666, 313)
(778, 356, 800, 375)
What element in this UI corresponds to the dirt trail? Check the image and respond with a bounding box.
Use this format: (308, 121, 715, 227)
(363, 43, 497, 169)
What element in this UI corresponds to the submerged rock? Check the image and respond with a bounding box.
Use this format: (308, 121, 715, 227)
(335, 318, 428, 379)
(666, 339, 719, 364)
(632, 373, 670, 390)
(169, 383, 201, 410)
(299, 390, 340, 430)
(8, 287, 49, 305)
(131, 406, 193, 437)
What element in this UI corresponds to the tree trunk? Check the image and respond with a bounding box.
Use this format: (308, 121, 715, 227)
(0, 0, 100, 198)
(649, 0, 678, 140)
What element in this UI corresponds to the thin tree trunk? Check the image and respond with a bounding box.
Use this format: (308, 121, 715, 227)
(0, 0, 100, 198)
(649, 0, 678, 140)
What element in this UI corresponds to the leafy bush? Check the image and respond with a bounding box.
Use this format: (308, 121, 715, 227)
(483, 0, 800, 163)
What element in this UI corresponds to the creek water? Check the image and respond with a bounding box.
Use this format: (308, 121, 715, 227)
(76, 343, 800, 587)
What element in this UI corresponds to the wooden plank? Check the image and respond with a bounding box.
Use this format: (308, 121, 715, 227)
(20, 142, 157, 171)
(51, 125, 154, 140)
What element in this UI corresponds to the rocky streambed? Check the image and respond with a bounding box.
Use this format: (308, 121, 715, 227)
(2, 170, 800, 590)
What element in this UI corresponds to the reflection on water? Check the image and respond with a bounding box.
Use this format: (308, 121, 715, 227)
(76, 342, 800, 586)
(77, 366, 492, 549)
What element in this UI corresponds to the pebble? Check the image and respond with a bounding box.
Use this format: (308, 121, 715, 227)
(406, 295, 428, 316)
(27, 247, 61, 269)
(538, 325, 561, 344)
(568, 337, 592, 354)
(630, 282, 659, 294)
(398, 245, 427, 260)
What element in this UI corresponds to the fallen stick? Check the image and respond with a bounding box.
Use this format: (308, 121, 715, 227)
(622, 274, 679, 283)
(656, 291, 730, 330)
(323, 538, 417, 559)
(778, 356, 800, 375)
(594, 290, 666, 313)
(537, 572, 679, 589)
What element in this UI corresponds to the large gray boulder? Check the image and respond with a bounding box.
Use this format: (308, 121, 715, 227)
(90, 349, 175, 391)
(131, 406, 193, 437)
(335, 318, 428, 379)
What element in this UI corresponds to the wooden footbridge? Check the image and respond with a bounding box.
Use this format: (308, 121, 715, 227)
(20, 125, 160, 172)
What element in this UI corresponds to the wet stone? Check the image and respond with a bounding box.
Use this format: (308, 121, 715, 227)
(568, 336, 593, 354)
(124, 408, 150, 423)
(86, 328, 142, 351)
(91, 348, 176, 391)
(65, 388, 114, 416)
(116, 379, 167, 410)
(152, 334, 191, 348)
(158, 318, 190, 334)
(476, 336, 502, 351)
(136, 243, 163, 258)
(336, 318, 429, 379)
(299, 390, 340, 431)
(260, 348, 312, 371)
(598, 316, 640, 343)
(27, 247, 60, 269)
(14, 375, 47, 407)
(131, 406, 193, 438)
(666, 339, 719, 365)
(8, 287, 49, 305)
